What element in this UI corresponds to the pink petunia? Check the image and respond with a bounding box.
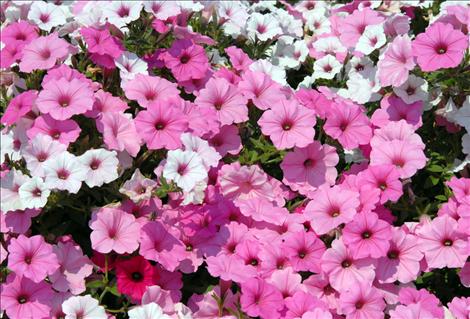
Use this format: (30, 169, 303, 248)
(163, 39, 209, 82)
(19, 33, 72, 72)
(376, 228, 423, 284)
(7, 234, 60, 283)
(357, 164, 403, 204)
(240, 278, 284, 318)
(1, 21, 39, 48)
(1, 90, 38, 126)
(195, 78, 248, 125)
(377, 34, 416, 87)
(208, 125, 242, 156)
(323, 101, 372, 150)
(281, 141, 338, 197)
(237, 197, 287, 225)
(258, 98, 316, 150)
(338, 8, 384, 48)
(412, 22, 468, 72)
(89, 207, 141, 254)
(282, 230, 325, 273)
(417, 215, 468, 268)
(139, 221, 186, 272)
(371, 95, 423, 129)
(86, 90, 128, 119)
(304, 185, 360, 235)
(448, 296, 470, 319)
(134, 100, 188, 150)
(342, 211, 393, 259)
(4, 209, 41, 234)
(225, 46, 253, 71)
(447, 177, 470, 206)
(123, 74, 179, 108)
(27, 114, 81, 147)
(0, 274, 54, 319)
(338, 283, 385, 319)
(98, 112, 141, 157)
(36, 78, 94, 120)
(238, 70, 285, 110)
(321, 238, 376, 292)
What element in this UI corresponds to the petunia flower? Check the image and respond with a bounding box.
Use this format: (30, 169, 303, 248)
(7, 234, 60, 283)
(18, 176, 50, 209)
(1, 90, 38, 126)
(19, 33, 72, 72)
(305, 185, 360, 235)
(0, 273, 54, 319)
(102, 1, 143, 29)
(119, 169, 157, 203)
(357, 164, 403, 204)
(123, 74, 179, 108)
(4, 208, 41, 235)
(98, 112, 141, 157)
(338, 283, 385, 319)
(412, 22, 468, 72)
(89, 207, 141, 254)
(240, 278, 284, 318)
(128, 302, 172, 319)
(143, 1, 181, 20)
(258, 98, 316, 150)
(116, 255, 158, 303)
(163, 149, 207, 192)
(238, 70, 284, 111)
(163, 39, 210, 82)
(208, 125, 242, 157)
(282, 230, 325, 273)
(22, 134, 67, 177)
(43, 152, 87, 194)
(338, 8, 384, 48)
(195, 78, 248, 126)
(78, 149, 119, 188)
(371, 94, 423, 129)
(27, 1, 66, 32)
(62, 295, 107, 319)
(27, 115, 81, 147)
(181, 132, 221, 169)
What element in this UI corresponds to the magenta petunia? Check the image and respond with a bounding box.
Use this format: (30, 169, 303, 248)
(412, 22, 468, 72)
(19, 33, 72, 72)
(116, 255, 158, 303)
(36, 77, 94, 120)
(163, 39, 210, 82)
(371, 95, 423, 129)
(258, 98, 316, 150)
(134, 100, 188, 150)
(89, 207, 141, 254)
(123, 74, 179, 109)
(1, 21, 39, 48)
(7, 234, 60, 283)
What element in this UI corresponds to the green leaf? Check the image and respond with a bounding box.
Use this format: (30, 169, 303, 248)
(86, 280, 105, 289)
(427, 165, 444, 173)
(108, 285, 121, 297)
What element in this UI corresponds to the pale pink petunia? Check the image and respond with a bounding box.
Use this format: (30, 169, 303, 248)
(342, 212, 393, 259)
(304, 185, 360, 235)
(338, 283, 385, 319)
(281, 141, 338, 197)
(49, 240, 93, 295)
(43, 152, 87, 194)
(119, 169, 158, 203)
(1, 21, 39, 48)
(98, 112, 141, 157)
(447, 176, 470, 206)
(323, 101, 372, 150)
(338, 8, 384, 48)
(258, 98, 316, 150)
(1, 90, 38, 126)
(240, 278, 284, 318)
(85, 89, 129, 119)
(412, 22, 468, 72)
(448, 296, 470, 319)
(389, 303, 434, 319)
(22, 134, 67, 177)
(370, 120, 425, 150)
(195, 78, 248, 126)
(19, 33, 72, 72)
(89, 207, 141, 254)
(123, 74, 179, 108)
(357, 164, 403, 204)
(377, 34, 416, 87)
(36, 78, 94, 121)
(321, 238, 376, 292)
(267, 267, 303, 300)
(237, 197, 288, 225)
(0, 273, 54, 319)
(282, 230, 325, 273)
(27, 114, 81, 147)
(417, 215, 468, 268)
(208, 125, 242, 156)
(206, 254, 257, 283)
(135, 100, 188, 150)
(7, 234, 60, 283)
(238, 70, 285, 110)
(376, 228, 423, 284)
(139, 221, 186, 272)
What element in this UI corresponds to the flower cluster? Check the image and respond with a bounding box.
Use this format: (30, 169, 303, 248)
(1, 1, 470, 319)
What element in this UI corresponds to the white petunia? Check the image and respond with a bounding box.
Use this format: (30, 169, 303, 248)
(455, 96, 470, 131)
(304, 7, 331, 35)
(249, 59, 287, 85)
(0, 169, 29, 213)
(313, 54, 342, 80)
(62, 295, 107, 319)
(345, 70, 382, 104)
(102, 1, 143, 29)
(181, 133, 221, 169)
(346, 56, 374, 77)
(182, 180, 207, 205)
(177, 1, 204, 13)
(393, 75, 428, 104)
(273, 8, 303, 38)
(272, 38, 309, 70)
(356, 24, 386, 55)
(43, 152, 88, 194)
(463, 133, 470, 155)
(143, 1, 181, 20)
(18, 176, 50, 209)
(128, 302, 172, 319)
(245, 12, 282, 42)
(28, 1, 67, 32)
(78, 149, 119, 188)
(22, 134, 67, 177)
(116, 51, 149, 83)
(163, 150, 207, 192)
(75, 2, 105, 27)
(312, 36, 347, 57)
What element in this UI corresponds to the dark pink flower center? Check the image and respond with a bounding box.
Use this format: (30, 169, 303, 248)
(177, 164, 187, 175)
(90, 158, 101, 170)
(341, 259, 351, 268)
(282, 120, 293, 131)
(180, 54, 191, 64)
(152, 3, 161, 13)
(306, 2, 315, 10)
(16, 32, 27, 41)
(24, 255, 33, 264)
(50, 130, 61, 140)
(57, 169, 70, 180)
(436, 45, 447, 55)
(214, 100, 224, 110)
(131, 271, 143, 281)
(406, 87, 416, 95)
(33, 188, 42, 197)
(387, 249, 399, 259)
(370, 37, 378, 46)
(117, 5, 130, 17)
(155, 121, 165, 130)
(329, 207, 341, 217)
(303, 158, 314, 167)
(356, 64, 364, 71)
(257, 24, 267, 34)
(39, 13, 50, 23)
(40, 49, 51, 59)
(58, 95, 71, 108)
(323, 64, 333, 72)
(355, 300, 364, 309)
(249, 258, 259, 266)
(37, 152, 48, 162)
(17, 295, 28, 304)
(185, 243, 193, 251)
(392, 157, 405, 168)
(361, 230, 371, 239)
(443, 239, 453, 246)
(298, 249, 307, 259)
(145, 91, 156, 101)
(339, 121, 349, 131)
